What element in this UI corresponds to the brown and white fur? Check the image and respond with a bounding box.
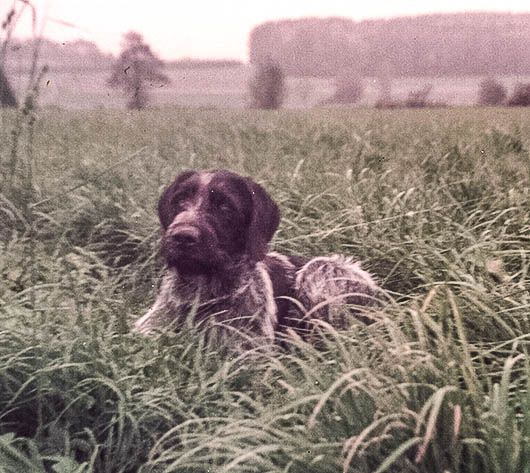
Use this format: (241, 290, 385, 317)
(134, 170, 378, 340)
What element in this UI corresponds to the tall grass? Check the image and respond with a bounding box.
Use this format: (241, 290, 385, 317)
(0, 107, 529, 472)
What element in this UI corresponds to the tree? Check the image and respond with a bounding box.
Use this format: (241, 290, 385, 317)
(478, 77, 507, 105)
(507, 83, 530, 107)
(0, 67, 17, 107)
(249, 60, 285, 109)
(108, 32, 169, 110)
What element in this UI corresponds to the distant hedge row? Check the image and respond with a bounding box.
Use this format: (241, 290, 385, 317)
(249, 13, 530, 77)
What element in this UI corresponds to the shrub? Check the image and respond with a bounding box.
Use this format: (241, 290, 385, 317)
(478, 77, 507, 105)
(374, 98, 400, 109)
(249, 60, 285, 109)
(326, 72, 364, 105)
(375, 84, 445, 109)
(507, 82, 530, 107)
(405, 84, 433, 108)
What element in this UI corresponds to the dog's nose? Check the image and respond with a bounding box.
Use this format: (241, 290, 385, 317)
(171, 227, 200, 247)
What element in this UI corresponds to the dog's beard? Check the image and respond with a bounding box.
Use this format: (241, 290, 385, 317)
(161, 239, 231, 277)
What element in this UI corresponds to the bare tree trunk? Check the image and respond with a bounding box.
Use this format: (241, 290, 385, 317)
(127, 71, 147, 110)
(0, 67, 18, 108)
(128, 84, 145, 110)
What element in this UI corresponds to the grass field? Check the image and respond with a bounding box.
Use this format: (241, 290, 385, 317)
(0, 105, 529, 472)
(8, 65, 530, 109)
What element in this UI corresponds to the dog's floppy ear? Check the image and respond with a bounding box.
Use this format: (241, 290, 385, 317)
(245, 178, 280, 262)
(157, 170, 197, 229)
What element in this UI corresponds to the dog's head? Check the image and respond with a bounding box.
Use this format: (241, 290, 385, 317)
(157, 170, 280, 276)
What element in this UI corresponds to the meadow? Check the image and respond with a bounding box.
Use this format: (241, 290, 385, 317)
(0, 105, 529, 472)
(8, 65, 530, 109)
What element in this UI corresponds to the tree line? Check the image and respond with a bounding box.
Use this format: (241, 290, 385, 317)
(4, 11, 530, 109)
(249, 13, 530, 78)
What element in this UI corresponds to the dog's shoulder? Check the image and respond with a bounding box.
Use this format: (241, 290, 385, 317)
(261, 252, 302, 329)
(264, 252, 298, 290)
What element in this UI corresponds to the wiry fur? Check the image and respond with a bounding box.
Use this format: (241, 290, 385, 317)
(134, 260, 277, 340)
(135, 170, 379, 340)
(294, 255, 378, 329)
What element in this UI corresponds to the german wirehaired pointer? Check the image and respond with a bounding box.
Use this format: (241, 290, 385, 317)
(134, 170, 378, 340)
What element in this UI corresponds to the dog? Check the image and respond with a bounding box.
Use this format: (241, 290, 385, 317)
(134, 170, 378, 341)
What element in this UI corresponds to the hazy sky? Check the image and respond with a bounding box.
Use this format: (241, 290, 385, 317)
(3, 0, 530, 60)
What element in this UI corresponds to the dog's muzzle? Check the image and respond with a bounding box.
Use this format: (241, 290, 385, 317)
(162, 217, 227, 273)
(169, 225, 201, 250)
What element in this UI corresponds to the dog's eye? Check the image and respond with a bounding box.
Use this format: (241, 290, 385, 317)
(216, 200, 234, 214)
(210, 191, 234, 214)
(172, 192, 192, 210)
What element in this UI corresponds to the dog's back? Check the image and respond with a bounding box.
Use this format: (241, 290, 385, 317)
(264, 252, 378, 334)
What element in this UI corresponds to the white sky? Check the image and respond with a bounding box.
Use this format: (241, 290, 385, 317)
(2, 0, 530, 60)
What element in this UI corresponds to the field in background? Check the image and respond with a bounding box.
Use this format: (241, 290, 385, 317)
(7, 65, 530, 108)
(0, 107, 529, 472)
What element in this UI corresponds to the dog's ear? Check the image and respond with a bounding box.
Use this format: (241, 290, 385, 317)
(245, 178, 280, 262)
(157, 170, 197, 229)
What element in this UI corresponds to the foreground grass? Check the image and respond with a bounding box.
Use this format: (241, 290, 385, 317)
(0, 107, 529, 472)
